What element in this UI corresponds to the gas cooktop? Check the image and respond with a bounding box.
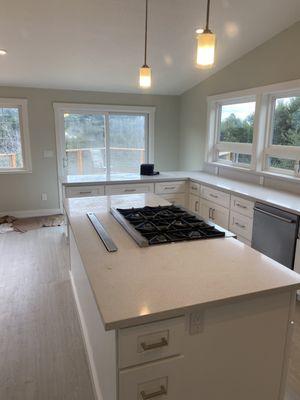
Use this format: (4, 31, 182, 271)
(110, 205, 231, 247)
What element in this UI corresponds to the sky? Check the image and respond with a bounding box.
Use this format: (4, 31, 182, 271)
(221, 102, 256, 121)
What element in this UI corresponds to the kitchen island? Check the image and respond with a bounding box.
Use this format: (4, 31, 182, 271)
(65, 193, 300, 400)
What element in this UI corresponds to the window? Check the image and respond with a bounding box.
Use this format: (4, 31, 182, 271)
(207, 80, 300, 179)
(0, 99, 31, 173)
(54, 104, 154, 178)
(264, 94, 300, 176)
(212, 98, 256, 167)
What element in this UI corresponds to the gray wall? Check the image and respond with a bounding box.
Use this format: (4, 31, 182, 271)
(179, 21, 300, 170)
(0, 87, 180, 212)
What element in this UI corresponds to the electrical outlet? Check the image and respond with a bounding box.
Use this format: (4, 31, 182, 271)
(41, 193, 48, 201)
(189, 310, 205, 335)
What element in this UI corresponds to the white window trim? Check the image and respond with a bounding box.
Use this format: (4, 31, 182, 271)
(53, 102, 155, 183)
(206, 78, 300, 180)
(0, 98, 32, 174)
(207, 94, 257, 169)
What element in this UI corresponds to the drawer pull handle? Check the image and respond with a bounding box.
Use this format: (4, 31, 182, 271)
(164, 186, 176, 190)
(79, 191, 92, 194)
(141, 385, 167, 400)
(141, 337, 168, 351)
(124, 189, 137, 193)
(191, 186, 197, 190)
(236, 203, 247, 209)
(235, 222, 246, 229)
(209, 193, 218, 199)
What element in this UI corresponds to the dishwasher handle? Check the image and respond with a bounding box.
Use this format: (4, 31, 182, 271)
(253, 207, 296, 224)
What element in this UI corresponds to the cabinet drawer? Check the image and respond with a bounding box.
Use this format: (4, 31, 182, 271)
(229, 211, 253, 241)
(119, 356, 184, 400)
(159, 193, 186, 207)
(155, 181, 186, 194)
(189, 181, 201, 196)
(200, 185, 230, 208)
(230, 195, 254, 218)
(105, 183, 154, 195)
(118, 317, 185, 369)
(65, 185, 105, 198)
(200, 199, 229, 229)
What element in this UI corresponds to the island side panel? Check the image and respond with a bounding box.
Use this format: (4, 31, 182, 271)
(183, 290, 295, 400)
(69, 229, 117, 400)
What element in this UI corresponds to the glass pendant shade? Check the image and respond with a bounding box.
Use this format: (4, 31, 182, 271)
(196, 31, 216, 67)
(139, 66, 151, 88)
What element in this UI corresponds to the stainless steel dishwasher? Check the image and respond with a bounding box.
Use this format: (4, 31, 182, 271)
(252, 202, 299, 269)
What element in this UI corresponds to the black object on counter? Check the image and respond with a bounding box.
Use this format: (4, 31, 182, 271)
(140, 163, 160, 176)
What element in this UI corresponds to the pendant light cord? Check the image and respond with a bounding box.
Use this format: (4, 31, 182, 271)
(205, 0, 211, 32)
(144, 0, 148, 67)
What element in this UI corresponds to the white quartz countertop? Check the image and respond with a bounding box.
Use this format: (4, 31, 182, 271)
(62, 171, 300, 215)
(65, 193, 300, 331)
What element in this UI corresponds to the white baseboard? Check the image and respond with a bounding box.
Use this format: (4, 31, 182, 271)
(0, 208, 62, 218)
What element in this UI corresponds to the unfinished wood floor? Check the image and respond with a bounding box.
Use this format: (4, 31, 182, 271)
(0, 227, 299, 400)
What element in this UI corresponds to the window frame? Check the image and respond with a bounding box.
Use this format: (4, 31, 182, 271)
(263, 91, 300, 177)
(54, 102, 155, 181)
(0, 98, 32, 174)
(206, 80, 300, 179)
(207, 94, 258, 170)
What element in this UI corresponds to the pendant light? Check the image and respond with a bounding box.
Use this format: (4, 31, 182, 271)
(139, 0, 151, 88)
(196, 0, 216, 67)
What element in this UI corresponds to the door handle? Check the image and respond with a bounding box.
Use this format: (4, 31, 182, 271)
(253, 207, 295, 224)
(140, 337, 168, 351)
(141, 385, 167, 400)
(195, 200, 199, 212)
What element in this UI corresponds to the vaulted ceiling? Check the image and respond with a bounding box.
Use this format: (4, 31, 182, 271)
(0, 0, 299, 95)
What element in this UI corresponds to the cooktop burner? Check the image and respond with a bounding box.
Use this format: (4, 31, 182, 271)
(111, 205, 227, 247)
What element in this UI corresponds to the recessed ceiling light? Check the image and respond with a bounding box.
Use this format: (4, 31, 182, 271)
(195, 28, 204, 34)
(0, 49, 7, 55)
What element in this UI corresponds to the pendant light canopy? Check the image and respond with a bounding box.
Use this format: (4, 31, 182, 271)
(139, 0, 151, 88)
(196, 0, 216, 68)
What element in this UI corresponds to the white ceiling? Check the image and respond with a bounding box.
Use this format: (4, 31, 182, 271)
(0, 0, 300, 95)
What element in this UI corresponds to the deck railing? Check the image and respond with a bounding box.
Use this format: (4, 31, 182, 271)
(0, 153, 17, 168)
(66, 147, 145, 175)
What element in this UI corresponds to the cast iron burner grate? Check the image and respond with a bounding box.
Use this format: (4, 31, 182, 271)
(113, 205, 225, 246)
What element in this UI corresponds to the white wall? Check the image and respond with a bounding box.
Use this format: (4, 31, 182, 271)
(0, 87, 180, 213)
(179, 21, 300, 174)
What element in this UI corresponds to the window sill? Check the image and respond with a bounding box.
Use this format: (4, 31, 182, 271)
(0, 168, 32, 174)
(205, 161, 300, 183)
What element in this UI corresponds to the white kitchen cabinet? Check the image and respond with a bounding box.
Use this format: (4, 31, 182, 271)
(229, 211, 253, 241)
(105, 183, 154, 195)
(65, 185, 105, 198)
(155, 181, 186, 195)
(230, 195, 254, 218)
(189, 194, 201, 214)
(200, 185, 230, 208)
(295, 239, 300, 274)
(160, 193, 186, 207)
(119, 356, 184, 400)
(189, 181, 201, 196)
(200, 199, 229, 229)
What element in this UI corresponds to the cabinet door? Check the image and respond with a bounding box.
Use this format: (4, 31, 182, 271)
(200, 199, 229, 229)
(189, 194, 200, 214)
(199, 199, 211, 221)
(295, 239, 300, 274)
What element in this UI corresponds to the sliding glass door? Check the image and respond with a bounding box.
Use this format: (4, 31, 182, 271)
(55, 105, 152, 179)
(109, 113, 147, 175)
(64, 112, 106, 176)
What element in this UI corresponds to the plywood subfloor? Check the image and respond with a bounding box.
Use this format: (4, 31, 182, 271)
(0, 227, 299, 400)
